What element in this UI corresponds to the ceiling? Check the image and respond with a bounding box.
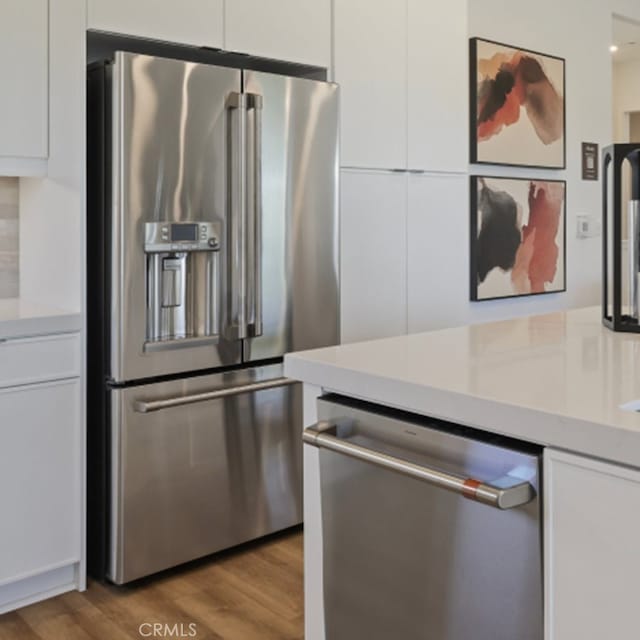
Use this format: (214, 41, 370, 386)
(612, 16, 640, 63)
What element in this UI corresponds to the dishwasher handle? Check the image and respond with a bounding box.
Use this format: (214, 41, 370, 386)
(303, 421, 535, 510)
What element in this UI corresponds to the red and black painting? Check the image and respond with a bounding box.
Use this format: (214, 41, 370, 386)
(470, 176, 566, 300)
(470, 38, 566, 169)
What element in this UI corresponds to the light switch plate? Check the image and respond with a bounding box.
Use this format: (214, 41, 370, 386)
(576, 214, 601, 239)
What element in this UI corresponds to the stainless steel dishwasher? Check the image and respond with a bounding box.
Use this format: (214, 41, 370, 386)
(304, 395, 542, 640)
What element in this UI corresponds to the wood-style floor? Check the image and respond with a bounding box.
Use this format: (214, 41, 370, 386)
(0, 530, 303, 640)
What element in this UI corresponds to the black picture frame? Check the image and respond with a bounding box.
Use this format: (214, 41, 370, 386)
(470, 175, 567, 301)
(469, 37, 566, 170)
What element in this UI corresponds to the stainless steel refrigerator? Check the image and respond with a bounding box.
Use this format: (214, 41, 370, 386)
(87, 51, 339, 584)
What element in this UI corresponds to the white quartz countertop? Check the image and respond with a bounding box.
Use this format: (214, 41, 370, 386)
(285, 306, 640, 468)
(0, 298, 81, 339)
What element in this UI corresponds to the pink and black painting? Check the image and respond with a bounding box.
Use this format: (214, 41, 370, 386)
(470, 38, 565, 169)
(470, 176, 566, 301)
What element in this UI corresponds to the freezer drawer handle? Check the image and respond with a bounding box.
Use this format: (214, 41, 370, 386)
(133, 377, 298, 413)
(303, 421, 535, 510)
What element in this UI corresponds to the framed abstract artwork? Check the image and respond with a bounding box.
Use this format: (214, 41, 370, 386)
(470, 38, 566, 169)
(470, 176, 566, 301)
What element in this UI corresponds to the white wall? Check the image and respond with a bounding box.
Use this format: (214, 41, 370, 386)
(611, 0, 640, 142)
(19, 0, 85, 312)
(608, 1, 640, 149)
(613, 59, 640, 142)
(613, 0, 640, 22)
(456, 0, 612, 326)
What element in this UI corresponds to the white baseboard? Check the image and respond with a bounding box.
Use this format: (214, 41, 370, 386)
(0, 563, 78, 615)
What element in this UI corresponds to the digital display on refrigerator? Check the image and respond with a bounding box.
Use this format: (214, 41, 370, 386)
(171, 224, 198, 242)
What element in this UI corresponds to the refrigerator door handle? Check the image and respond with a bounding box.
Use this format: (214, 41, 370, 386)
(246, 93, 263, 337)
(225, 91, 249, 340)
(133, 376, 298, 413)
(303, 421, 536, 510)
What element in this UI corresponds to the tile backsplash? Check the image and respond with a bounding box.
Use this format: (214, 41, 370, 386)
(0, 178, 18, 299)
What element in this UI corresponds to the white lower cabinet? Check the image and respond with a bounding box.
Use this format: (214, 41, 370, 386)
(0, 380, 81, 587)
(545, 448, 640, 639)
(340, 170, 407, 343)
(0, 331, 82, 613)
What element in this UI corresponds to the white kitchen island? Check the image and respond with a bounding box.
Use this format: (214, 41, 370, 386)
(284, 306, 640, 640)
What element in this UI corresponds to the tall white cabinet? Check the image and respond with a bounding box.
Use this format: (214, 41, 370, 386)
(333, 0, 468, 339)
(407, 174, 469, 333)
(407, 0, 468, 172)
(340, 170, 407, 343)
(333, 0, 467, 172)
(0, 0, 48, 175)
(334, 0, 407, 170)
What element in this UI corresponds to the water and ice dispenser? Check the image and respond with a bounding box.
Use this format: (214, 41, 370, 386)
(144, 221, 221, 350)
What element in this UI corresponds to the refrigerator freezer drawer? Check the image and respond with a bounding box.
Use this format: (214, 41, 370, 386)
(108, 364, 302, 584)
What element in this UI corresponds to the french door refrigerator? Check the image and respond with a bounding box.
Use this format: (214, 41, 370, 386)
(87, 51, 339, 584)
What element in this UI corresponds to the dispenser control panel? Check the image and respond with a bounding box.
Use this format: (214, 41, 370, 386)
(144, 221, 221, 253)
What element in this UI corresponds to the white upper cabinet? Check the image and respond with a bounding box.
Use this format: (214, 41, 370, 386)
(0, 0, 48, 164)
(407, 0, 468, 172)
(225, 0, 330, 67)
(334, 0, 407, 170)
(87, 0, 223, 48)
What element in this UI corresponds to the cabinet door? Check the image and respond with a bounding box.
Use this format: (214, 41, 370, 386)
(407, 174, 469, 332)
(407, 0, 467, 172)
(341, 170, 407, 343)
(334, 0, 407, 170)
(0, 0, 48, 160)
(87, 0, 223, 48)
(0, 380, 81, 585)
(224, 0, 330, 67)
(545, 449, 640, 639)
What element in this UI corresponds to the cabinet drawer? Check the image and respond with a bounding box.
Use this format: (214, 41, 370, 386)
(0, 333, 81, 388)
